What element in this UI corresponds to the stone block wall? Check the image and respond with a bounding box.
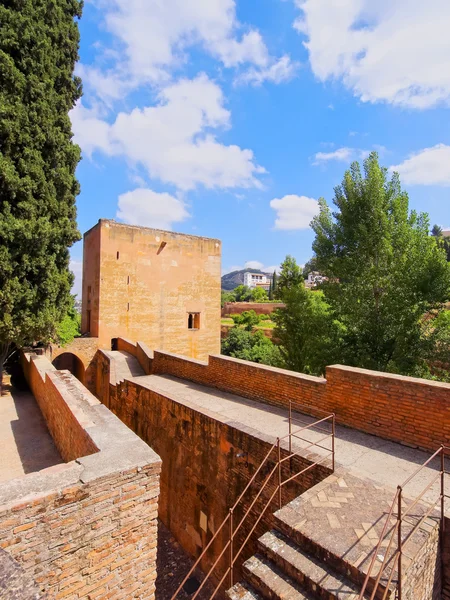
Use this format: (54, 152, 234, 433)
(0, 352, 161, 600)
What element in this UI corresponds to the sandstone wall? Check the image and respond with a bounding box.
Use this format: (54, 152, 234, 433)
(0, 352, 161, 600)
(83, 220, 221, 361)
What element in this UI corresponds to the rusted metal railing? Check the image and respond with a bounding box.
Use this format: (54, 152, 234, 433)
(357, 446, 447, 600)
(171, 404, 336, 600)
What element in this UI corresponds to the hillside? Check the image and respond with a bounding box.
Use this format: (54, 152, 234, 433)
(221, 268, 271, 290)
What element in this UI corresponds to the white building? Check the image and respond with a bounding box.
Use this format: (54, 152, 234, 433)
(243, 272, 271, 290)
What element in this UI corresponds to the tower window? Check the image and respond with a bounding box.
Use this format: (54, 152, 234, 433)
(117, 251, 120, 259)
(188, 312, 200, 330)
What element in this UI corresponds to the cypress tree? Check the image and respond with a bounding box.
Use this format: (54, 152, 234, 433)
(0, 0, 83, 386)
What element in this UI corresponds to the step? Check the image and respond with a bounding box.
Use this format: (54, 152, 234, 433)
(242, 554, 315, 600)
(274, 503, 395, 600)
(227, 581, 263, 600)
(258, 530, 372, 600)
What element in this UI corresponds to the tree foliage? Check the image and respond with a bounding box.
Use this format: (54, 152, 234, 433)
(55, 297, 81, 346)
(0, 0, 82, 382)
(273, 286, 343, 375)
(230, 310, 261, 331)
(250, 286, 268, 302)
(221, 328, 283, 367)
(233, 285, 252, 302)
(311, 152, 450, 374)
(431, 224, 450, 262)
(274, 255, 303, 299)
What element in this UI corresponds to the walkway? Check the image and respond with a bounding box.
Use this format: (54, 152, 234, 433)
(130, 373, 449, 507)
(107, 350, 145, 382)
(0, 379, 62, 483)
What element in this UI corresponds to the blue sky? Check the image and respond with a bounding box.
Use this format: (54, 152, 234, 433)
(70, 0, 450, 295)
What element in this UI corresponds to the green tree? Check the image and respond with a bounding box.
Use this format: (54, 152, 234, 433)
(302, 257, 318, 279)
(275, 255, 303, 299)
(311, 152, 450, 374)
(221, 328, 283, 367)
(234, 285, 252, 302)
(0, 0, 83, 387)
(221, 290, 236, 307)
(431, 224, 443, 238)
(272, 270, 278, 297)
(55, 296, 81, 346)
(231, 310, 261, 331)
(251, 286, 268, 302)
(431, 224, 450, 262)
(273, 285, 342, 375)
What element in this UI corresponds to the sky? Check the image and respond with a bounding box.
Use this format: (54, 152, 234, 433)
(69, 0, 450, 296)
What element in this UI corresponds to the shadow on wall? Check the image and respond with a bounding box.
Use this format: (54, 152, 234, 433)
(52, 353, 85, 384)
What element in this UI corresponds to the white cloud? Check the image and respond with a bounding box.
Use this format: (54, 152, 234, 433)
(314, 147, 354, 164)
(313, 146, 383, 165)
(390, 144, 450, 186)
(236, 55, 299, 86)
(70, 259, 83, 298)
(295, 0, 450, 108)
(270, 194, 319, 230)
(71, 74, 265, 191)
(85, 0, 294, 101)
(116, 188, 190, 230)
(222, 261, 280, 275)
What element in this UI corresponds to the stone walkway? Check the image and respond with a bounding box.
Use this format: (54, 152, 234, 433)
(131, 373, 449, 509)
(0, 379, 62, 483)
(107, 350, 145, 382)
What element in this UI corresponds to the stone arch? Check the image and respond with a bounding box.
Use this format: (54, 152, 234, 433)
(52, 352, 86, 384)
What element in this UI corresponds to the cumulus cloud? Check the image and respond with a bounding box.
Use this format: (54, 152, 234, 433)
(270, 194, 319, 230)
(222, 261, 280, 275)
(236, 55, 299, 86)
(294, 0, 450, 108)
(390, 144, 450, 186)
(313, 147, 355, 164)
(116, 188, 190, 230)
(71, 74, 265, 191)
(84, 0, 295, 100)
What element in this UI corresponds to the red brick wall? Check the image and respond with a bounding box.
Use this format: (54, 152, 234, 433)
(22, 354, 98, 462)
(0, 463, 160, 600)
(222, 302, 284, 317)
(124, 345, 450, 452)
(8, 351, 162, 599)
(105, 375, 331, 587)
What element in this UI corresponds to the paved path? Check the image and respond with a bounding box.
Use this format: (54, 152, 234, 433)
(131, 373, 449, 509)
(107, 350, 145, 382)
(0, 380, 62, 482)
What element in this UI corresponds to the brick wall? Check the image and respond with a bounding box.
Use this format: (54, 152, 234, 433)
(112, 340, 450, 452)
(0, 352, 162, 600)
(102, 363, 331, 588)
(49, 337, 100, 393)
(403, 519, 441, 600)
(222, 302, 285, 317)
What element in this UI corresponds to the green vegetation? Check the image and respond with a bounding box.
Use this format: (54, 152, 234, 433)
(431, 225, 450, 262)
(55, 297, 81, 346)
(272, 153, 450, 379)
(221, 327, 282, 367)
(0, 1, 83, 385)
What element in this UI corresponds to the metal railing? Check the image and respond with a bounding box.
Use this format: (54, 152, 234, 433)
(171, 402, 336, 600)
(357, 446, 447, 600)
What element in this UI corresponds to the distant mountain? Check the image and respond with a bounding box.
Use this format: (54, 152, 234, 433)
(221, 268, 271, 291)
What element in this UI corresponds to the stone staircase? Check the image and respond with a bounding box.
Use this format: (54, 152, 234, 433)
(227, 473, 441, 600)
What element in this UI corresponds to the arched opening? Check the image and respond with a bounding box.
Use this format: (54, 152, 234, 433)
(52, 353, 85, 384)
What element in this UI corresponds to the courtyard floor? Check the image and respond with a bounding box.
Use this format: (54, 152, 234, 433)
(0, 377, 62, 483)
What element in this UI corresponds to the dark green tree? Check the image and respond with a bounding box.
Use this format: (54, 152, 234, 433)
(231, 310, 261, 331)
(272, 270, 277, 297)
(274, 255, 303, 299)
(431, 224, 450, 262)
(273, 286, 343, 375)
(0, 0, 83, 386)
(221, 328, 283, 367)
(234, 285, 252, 302)
(311, 153, 450, 374)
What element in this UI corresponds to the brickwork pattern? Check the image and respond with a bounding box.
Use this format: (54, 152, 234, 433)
(103, 367, 331, 588)
(123, 345, 450, 453)
(1, 351, 162, 600)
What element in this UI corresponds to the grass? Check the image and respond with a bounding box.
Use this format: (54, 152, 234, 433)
(221, 317, 276, 329)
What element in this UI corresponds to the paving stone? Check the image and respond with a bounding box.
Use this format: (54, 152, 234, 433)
(227, 581, 263, 600)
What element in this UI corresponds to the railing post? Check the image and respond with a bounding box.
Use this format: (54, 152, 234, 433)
(441, 446, 445, 534)
(332, 414, 335, 472)
(229, 508, 233, 589)
(277, 438, 282, 509)
(397, 486, 402, 600)
(289, 402, 292, 454)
